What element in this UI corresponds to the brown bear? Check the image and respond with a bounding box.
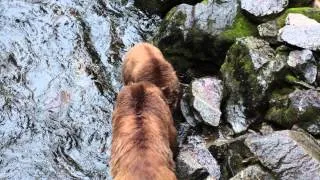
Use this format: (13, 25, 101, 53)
(314, 0, 320, 8)
(110, 82, 177, 180)
(122, 42, 180, 112)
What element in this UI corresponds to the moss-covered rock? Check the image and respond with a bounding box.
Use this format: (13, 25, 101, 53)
(220, 37, 287, 133)
(276, 8, 320, 27)
(266, 89, 320, 136)
(154, 0, 257, 76)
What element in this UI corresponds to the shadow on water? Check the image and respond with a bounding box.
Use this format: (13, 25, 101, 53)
(0, 0, 160, 179)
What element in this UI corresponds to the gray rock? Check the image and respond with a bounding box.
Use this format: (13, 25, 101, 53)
(154, 0, 254, 73)
(258, 20, 278, 38)
(221, 37, 287, 133)
(245, 130, 320, 180)
(177, 136, 221, 179)
(191, 77, 223, 127)
(241, 0, 288, 18)
(288, 50, 317, 84)
(290, 90, 320, 135)
(170, 0, 238, 36)
(266, 89, 320, 136)
(180, 88, 201, 127)
(278, 14, 320, 50)
(230, 165, 275, 180)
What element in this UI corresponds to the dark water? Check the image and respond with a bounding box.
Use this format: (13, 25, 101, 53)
(0, 0, 160, 179)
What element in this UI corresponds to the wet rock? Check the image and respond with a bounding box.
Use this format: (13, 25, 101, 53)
(288, 49, 317, 84)
(221, 36, 287, 133)
(155, 0, 257, 73)
(191, 77, 223, 127)
(208, 135, 253, 179)
(240, 0, 288, 21)
(245, 130, 320, 179)
(278, 13, 320, 50)
(229, 165, 275, 180)
(177, 136, 220, 180)
(266, 89, 320, 136)
(0, 0, 160, 179)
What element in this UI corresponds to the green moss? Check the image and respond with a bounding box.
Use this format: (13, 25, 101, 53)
(164, 7, 177, 20)
(202, 0, 209, 5)
(285, 74, 299, 83)
(276, 8, 320, 27)
(220, 14, 257, 43)
(266, 106, 298, 127)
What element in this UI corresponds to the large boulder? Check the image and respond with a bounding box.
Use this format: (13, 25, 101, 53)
(177, 136, 221, 179)
(240, 0, 289, 22)
(245, 130, 320, 179)
(266, 89, 320, 136)
(278, 13, 320, 50)
(220, 36, 287, 133)
(154, 0, 257, 74)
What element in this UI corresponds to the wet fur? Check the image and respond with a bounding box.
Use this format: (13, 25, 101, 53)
(111, 82, 177, 180)
(122, 43, 180, 112)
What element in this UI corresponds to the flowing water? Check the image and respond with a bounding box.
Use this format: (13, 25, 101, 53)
(0, 0, 160, 179)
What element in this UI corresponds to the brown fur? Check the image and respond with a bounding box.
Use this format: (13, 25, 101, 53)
(314, 0, 320, 8)
(111, 82, 177, 180)
(122, 43, 180, 112)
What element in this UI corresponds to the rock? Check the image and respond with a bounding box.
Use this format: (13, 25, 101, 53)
(266, 89, 320, 136)
(208, 135, 253, 179)
(191, 77, 223, 127)
(245, 130, 320, 179)
(154, 0, 257, 73)
(276, 8, 320, 28)
(134, 0, 201, 17)
(180, 87, 202, 127)
(229, 165, 275, 180)
(278, 13, 320, 50)
(240, 0, 288, 21)
(177, 136, 221, 179)
(221, 36, 287, 133)
(257, 20, 278, 42)
(288, 49, 317, 84)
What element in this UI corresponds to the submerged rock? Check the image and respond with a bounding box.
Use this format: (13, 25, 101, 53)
(177, 136, 221, 179)
(245, 130, 320, 179)
(240, 0, 288, 21)
(229, 165, 275, 180)
(278, 13, 320, 50)
(191, 77, 223, 127)
(221, 36, 286, 133)
(288, 49, 317, 84)
(266, 89, 320, 135)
